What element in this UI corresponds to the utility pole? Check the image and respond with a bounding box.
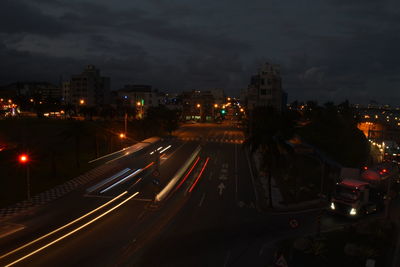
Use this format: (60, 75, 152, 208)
(124, 111, 128, 135)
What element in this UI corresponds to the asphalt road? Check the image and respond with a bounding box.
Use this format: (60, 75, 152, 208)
(1, 121, 397, 267)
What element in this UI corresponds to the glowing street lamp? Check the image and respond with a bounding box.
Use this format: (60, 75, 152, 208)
(196, 103, 201, 108)
(136, 101, 141, 106)
(79, 99, 85, 105)
(119, 133, 126, 139)
(19, 154, 29, 163)
(214, 104, 218, 108)
(18, 153, 31, 200)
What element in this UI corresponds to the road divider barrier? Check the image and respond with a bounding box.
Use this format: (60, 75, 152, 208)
(155, 146, 202, 202)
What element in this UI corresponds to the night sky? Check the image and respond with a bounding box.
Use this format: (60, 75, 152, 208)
(1, 0, 399, 105)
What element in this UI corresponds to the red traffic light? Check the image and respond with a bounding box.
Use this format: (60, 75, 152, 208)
(18, 154, 29, 163)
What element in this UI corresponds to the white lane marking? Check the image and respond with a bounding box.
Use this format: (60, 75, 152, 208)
(223, 250, 231, 267)
(198, 193, 206, 207)
(218, 182, 226, 196)
(245, 149, 259, 211)
(219, 174, 228, 180)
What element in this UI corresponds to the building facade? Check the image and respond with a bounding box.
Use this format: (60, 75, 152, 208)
(116, 84, 159, 118)
(63, 65, 110, 106)
(180, 90, 221, 121)
(243, 62, 284, 111)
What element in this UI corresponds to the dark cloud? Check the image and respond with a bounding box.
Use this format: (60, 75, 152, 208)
(0, 0, 71, 36)
(0, 0, 399, 104)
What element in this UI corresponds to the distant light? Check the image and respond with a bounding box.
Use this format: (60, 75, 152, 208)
(214, 104, 218, 108)
(79, 99, 85, 105)
(30, 99, 34, 103)
(136, 101, 141, 106)
(124, 96, 128, 99)
(119, 133, 126, 139)
(196, 104, 201, 108)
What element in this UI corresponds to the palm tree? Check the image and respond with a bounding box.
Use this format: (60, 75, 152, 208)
(245, 106, 295, 208)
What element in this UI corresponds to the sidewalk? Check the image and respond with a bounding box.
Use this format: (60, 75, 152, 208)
(251, 150, 326, 212)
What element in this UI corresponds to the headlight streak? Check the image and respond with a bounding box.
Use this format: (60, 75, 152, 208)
(99, 169, 141, 194)
(86, 168, 131, 193)
(0, 191, 128, 261)
(4, 192, 139, 267)
(159, 145, 172, 154)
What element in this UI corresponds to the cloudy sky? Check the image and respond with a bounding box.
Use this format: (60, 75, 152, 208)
(1, 0, 400, 104)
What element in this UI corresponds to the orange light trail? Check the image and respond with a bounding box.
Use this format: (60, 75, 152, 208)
(188, 157, 210, 193)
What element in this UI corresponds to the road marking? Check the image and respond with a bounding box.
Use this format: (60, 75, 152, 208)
(223, 250, 231, 267)
(259, 243, 268, 256)
(218, 182, 226, 196)
(198, 193, 206, 207)
(137, 210, 146, 219)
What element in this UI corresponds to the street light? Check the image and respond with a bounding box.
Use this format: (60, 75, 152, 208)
(214, 104, 218, 108)
(18, 153, 31, 200)
(119, 133, 126, 139)
(196, 103, 201, 108)
(79, 99, 85, 105)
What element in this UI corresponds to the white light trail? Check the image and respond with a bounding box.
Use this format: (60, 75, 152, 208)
(99, 169, 142, 194)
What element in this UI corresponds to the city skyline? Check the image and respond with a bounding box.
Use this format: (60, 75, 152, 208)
(1, 0, 399, 105)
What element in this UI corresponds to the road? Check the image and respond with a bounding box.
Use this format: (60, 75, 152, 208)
(0, 121, 394, 267)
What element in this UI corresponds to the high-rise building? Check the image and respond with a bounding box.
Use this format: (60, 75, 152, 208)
(63, 65, 110, 106)
(243, 63, 285, 111)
